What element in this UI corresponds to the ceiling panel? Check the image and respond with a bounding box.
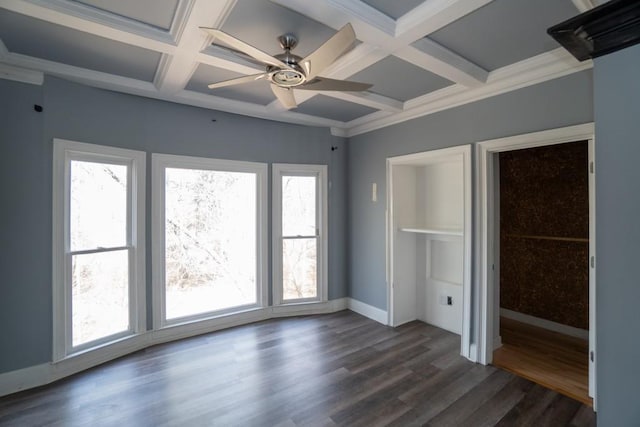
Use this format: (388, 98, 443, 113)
(360, 0, 425, 20)
(220, 0, 338, 58)
(350, 56, 453, 102)
(428, 0, 579, 71)
(186, 64, 274, 105)
(294, 95, 376, 122)
(73, 0, 179, 29)
(0, 10, 161, 81)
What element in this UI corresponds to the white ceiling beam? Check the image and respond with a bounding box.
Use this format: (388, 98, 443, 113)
(3, 0, 177, 53)
(395, 40, 488, 87)
(154, 0, 236, 93)
(197, 46, 264, 75)
(327, 0, 395, 36)
(315, 43, 388, 80)
(394, 0, 494, 43)
(272, 0, 490, 87)
(319, 90, 403, 112)
(571, 0, 596, 13)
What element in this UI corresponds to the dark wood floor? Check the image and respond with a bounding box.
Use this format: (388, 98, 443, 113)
(0, 311, 596, 426)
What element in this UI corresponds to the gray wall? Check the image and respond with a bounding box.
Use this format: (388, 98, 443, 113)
(594, 43, 640, 425)
(0, 79, 49, 372)
(0, 76, 348, 374)
(348, 70, 594, 310)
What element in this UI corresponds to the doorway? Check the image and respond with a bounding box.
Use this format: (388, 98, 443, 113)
(477, 123, 596, 408)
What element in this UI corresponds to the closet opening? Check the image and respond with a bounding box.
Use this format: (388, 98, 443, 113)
(386, 145, 473, 359)
(477, 124, 596, 409)
(493, 141, 590, 405)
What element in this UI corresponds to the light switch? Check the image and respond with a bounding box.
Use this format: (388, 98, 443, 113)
(372, 183, 377, 202)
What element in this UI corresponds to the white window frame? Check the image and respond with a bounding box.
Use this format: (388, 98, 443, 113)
(152, 153, 268, 328)
(52, 139, 146, 362)
(272, 163, 328, 305)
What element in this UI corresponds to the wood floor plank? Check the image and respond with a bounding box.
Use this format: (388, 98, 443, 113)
(493, 316, 591, 405)
(0, 311, 596, 426)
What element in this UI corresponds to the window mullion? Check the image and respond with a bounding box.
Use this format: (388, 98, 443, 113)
(69, 246, 132, 256)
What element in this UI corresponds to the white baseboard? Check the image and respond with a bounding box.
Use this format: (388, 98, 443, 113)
(0, 299, 348, 398)
(271, 298, 348, 317)
(500, 308, 589, 340)
(0, 363, 51, 397)
(347, 298, 388, 325)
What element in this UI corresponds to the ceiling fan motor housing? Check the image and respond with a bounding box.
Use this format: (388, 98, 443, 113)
(267, 34, 307, 87)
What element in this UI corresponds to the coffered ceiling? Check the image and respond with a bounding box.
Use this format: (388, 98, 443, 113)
(0, 0, 597, 136)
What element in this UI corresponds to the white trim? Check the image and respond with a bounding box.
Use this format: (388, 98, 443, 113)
(346, 49, 592, 136)
(272, 163, 329, 306)
(500, 308, 589, 340)
(52, 139, 146, 362)
(588, 137, 596, 405)
(0, 62, 43, 85)
(151, 153, 268, 329)
(0, 299, 349, 398)
(476, 123, 595, 372)
(347, 298, 388, 325)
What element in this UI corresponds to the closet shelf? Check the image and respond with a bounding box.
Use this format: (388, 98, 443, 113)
(504, 233, 588, 243)
(400, 227, 463, 238)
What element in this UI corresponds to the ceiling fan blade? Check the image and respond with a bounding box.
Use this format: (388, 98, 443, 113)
(270, 84, 297, 109)
(201, 27, 290, 69)
(208, 74, 266, 90)
(301, 23, 356, 80)
(297, 77, 372, 92)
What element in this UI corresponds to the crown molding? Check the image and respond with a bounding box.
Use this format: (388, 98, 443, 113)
(0, 51, 347, 129)
(0, 45, 592, 138)
(0, 62, 44, 85)
(345, 48, 593, 137)
(330, 127, 348, 137)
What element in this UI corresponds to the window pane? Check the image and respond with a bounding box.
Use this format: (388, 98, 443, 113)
(283, 238, 317, 300)
(165, 168, 257, 319)
(72, 250, 129, 346)
(70, 161, 127, 251)
(282, 176, 316, 237)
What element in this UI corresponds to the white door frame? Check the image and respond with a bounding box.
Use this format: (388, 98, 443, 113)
(476, 123, 596, 404)
(386, 144, 473, 360)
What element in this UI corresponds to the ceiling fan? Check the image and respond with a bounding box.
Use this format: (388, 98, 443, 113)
(200, 23, 372, 109)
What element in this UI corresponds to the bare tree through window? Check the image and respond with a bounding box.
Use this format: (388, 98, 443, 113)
(164, 168, 257, 319)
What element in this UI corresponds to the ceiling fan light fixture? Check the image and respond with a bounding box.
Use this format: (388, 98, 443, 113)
(269, 69, 306, 87)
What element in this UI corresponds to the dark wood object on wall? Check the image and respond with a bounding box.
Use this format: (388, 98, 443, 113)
(500, 141, 589, 330)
